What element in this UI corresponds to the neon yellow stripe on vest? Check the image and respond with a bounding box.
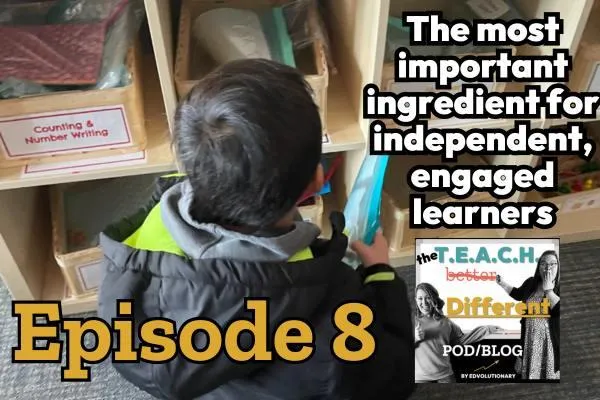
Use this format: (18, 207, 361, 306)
(123, 203, 186, 257)
(288, 246, 314, 262)
(364, 271, 395, 284)
(123, 203, 314, 262)
(161, 172, 187, 178)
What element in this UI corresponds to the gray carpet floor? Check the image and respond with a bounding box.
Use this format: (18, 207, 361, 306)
(0, 240, 599, 399)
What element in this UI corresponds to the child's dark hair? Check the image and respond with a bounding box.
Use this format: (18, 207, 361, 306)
(173, 58, 323, 228)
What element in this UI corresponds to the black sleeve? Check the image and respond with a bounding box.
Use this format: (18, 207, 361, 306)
(351, 263, 416, 400)
(550, 300, 560, 317)
(509, 277, 534, 301)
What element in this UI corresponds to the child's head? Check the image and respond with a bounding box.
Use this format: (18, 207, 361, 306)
(173, 58, 324, 229)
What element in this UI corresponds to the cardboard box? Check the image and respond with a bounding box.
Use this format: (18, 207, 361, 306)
(175, 0, 329, 131)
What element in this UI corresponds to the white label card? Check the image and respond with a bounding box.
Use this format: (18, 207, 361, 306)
(0, 106, 132, 159)
(77, 260, 105, 291)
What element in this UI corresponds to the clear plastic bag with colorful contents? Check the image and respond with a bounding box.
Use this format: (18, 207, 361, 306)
(342, 154, 389, 268)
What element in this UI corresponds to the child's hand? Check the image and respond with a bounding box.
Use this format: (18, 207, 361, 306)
(350, 229, 390, 267)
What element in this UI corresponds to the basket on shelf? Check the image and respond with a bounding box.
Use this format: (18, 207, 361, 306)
(0, 41, 146, 169)
(174, 0, 329, 131)
(49, 174, 160, 296)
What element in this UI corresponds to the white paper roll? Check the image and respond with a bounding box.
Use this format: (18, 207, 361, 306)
(193, 8, 272, 64)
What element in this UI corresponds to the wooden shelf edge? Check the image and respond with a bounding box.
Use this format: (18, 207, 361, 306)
(323, 140, 365, 154)
(144, 0, 178, 132)
(62, 293, 98, 315)
(390, 248, 415, 268)
(0, 162, 177, 192)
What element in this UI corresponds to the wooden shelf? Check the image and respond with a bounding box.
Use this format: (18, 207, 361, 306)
(0, 56, 177, 192)
(322, 76, 366, 153)
(0, 60, 362, 193)
(390, 247, 414, 268)
(2, 0, 600, 317)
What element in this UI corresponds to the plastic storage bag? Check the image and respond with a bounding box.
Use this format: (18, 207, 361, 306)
(342, 154, 389, 268)
(94, 0, 146, 89)
(0, 77, 53, 99)
(283, 0, 337, 74)
(46, 0, 146, 89)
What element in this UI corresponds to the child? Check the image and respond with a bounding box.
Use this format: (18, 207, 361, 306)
(98, 59, 414, 399)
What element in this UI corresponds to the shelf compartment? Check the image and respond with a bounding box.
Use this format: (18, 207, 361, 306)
(298, 194, 324, 230)
(0, 42, 147, 170)
(0, 53, 177, 191)
(381, 0, 521, 131)
(569, 1, 600, 107)
(380, 0, 593, 131)
(174, 0, 329, 131)
(380, 153, 505, 262)
(322, 76, 367, 153)
(383, 0, 519, 92)
(48, 173, 163, 297)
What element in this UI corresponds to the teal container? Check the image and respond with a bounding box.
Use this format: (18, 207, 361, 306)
(260, 7, 296, 67)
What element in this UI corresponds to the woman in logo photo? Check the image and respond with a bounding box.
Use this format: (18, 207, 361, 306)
(414, 282, 501, 383)
(496, 249, 561, 381)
